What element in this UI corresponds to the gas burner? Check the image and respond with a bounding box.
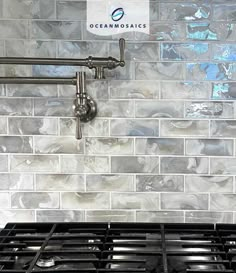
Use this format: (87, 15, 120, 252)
(0, 223, 235, 273)
(36, 257, 56, 268)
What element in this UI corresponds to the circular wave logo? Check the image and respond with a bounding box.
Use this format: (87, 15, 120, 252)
(111, 8, 124, 21)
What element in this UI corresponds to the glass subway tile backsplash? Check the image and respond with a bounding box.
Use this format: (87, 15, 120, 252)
(0, 0, 236, 226)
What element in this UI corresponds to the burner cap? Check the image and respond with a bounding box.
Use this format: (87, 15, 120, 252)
(36, 257, 55, 268)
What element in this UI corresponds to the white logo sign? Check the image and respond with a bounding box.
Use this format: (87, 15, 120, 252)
(87, 0, 150, 36)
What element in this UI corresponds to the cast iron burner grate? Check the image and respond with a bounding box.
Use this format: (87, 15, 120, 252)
(0, 223, 235, 273)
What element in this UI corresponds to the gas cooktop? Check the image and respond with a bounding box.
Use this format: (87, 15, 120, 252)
(0, 222, 235, 273)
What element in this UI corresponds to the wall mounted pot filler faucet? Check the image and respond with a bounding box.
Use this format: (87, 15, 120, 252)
(0, 38, 126, 139)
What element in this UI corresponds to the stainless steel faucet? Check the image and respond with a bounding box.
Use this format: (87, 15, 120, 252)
(73, 72, 97, 139)
(0, 38, 126, 80)
(0, 38, 126, 140)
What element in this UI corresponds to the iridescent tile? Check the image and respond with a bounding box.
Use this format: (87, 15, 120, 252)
(61, 192, 109, 209)
(186, 63, 236, 80)
(58, 41, 108, 59)
(85, 138, 133, 155)
(211, 194, 236, 211)
(161, 120, 209, 137)
(111, 192, 159, 210)
(0, 98, 32, 116)
(136, 62, 184, 80)
(188, 22, 236, 42)
(186, 176, 233, 193)
(161, 157, 208, 174)
(135, 138, 184, 155)
(37, 210, 84, 222)
(187, 23, 218, 40)
(160, 3, 210, 21)
(35, 136, 84, 154)
(97, 100, 134, 118)
(109, 80, 159, 99)
(213, 44, 236, 61)
(150, 1, 159, 21)
(0, 85, 5, 96)
(135, 22, 185, 41)
(9, 117, 58, 135)
(111, 156, 159, 173)
(60, 118, 109, 137)
(6, 40, 56, 58)
(0, 20, 28, 39)
(137, 211, 184, 223)
(136, 175, 184, 192)
(10, 155, 59, 172)
(161, 193, 208, 210)
(0, 64, 31, 77)
(3, 0, 32, 19)
(56, 0, 86, 20)
(61, 156, 109, 173)
(86, 210, 135, 222)
(136, 101, 184, 118)
(0, 117, 7, 135)
(0, 136, 33, 153)
(213, 4, 236, 21)
(59, 80, 108, 99)
(186, 211, 233, 223)
(110, 119, 159, 137)
(106, 60, 133, 80)
(31, 21, 82, 40)
(7, 84, 57, 97)
(33, 65, 79, 77)
(160, 81, 210, 100)
(211, 158, 236, 175)
(36, 174, 85, 191)
(0, 174, 34, 191)
(110, 42, 159, 61)
(0, 193, 9, 209)
(34, 98, 73, 117)
(185, 101, 234, 118)
(11, 192, 59, 209)
(186, 139, 233, 156)
(32, 0, 56, 19)
(212, 83, 236, 100)
(4, 0, 55, 19)
(211, 120, 236, 137)
(0, 211, 34, 228)
(86, 175, 134, 192)
(161, 43, 209, 60)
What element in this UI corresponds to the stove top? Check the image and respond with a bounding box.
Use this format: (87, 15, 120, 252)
(0, 223, 235, 273)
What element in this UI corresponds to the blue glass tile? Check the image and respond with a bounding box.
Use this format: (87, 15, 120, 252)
(212, 83, 236, 100)
(213, 45, 236, 61)
(200, 63, 226, 80)
(192, 44, 209, 54)
(212, 83, 230, 99)
(161, 43, 209, 60)
(187, 63, 236, 81)
(187, 23, 217, 40)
